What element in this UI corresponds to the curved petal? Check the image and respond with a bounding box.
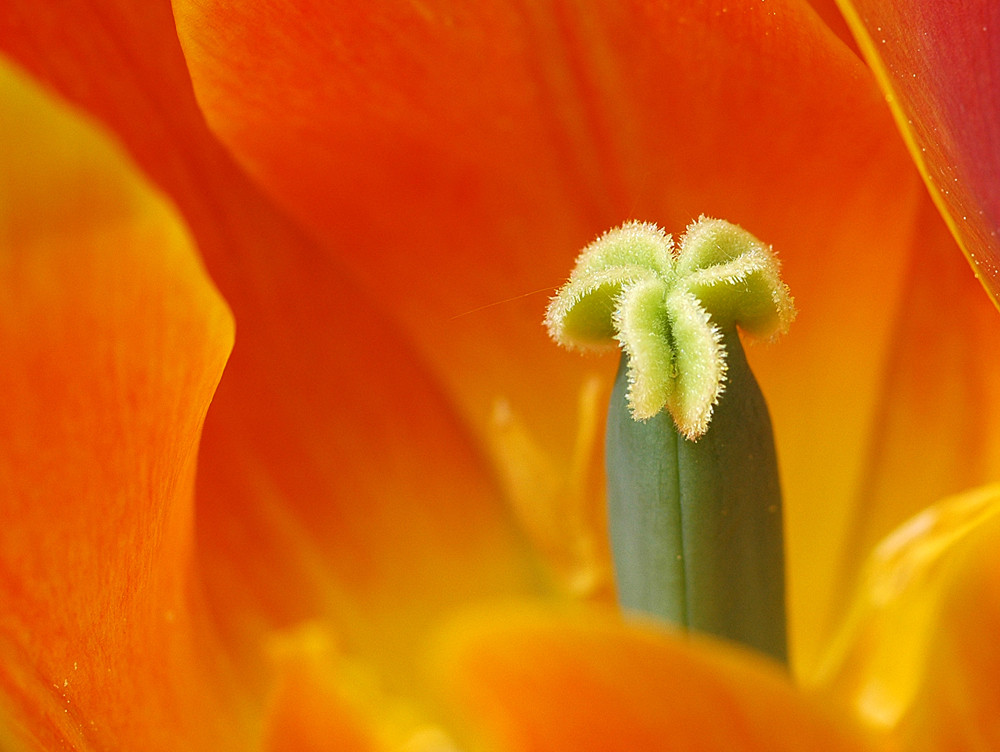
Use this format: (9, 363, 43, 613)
(171, 0, 997, 674)
(810, 484, 1000, 747)
(0, 61, 237, 748)
(836, 0, 1000, 304)
(428, 605, 880, 751)
(0, 0, 230, 244)
(825, 207, 1000, 636)
(0, 3, 542, 697)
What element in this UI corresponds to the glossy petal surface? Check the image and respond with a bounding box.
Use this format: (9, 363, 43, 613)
(837, 0, 1000, 303)
(0, 61, 236, 749)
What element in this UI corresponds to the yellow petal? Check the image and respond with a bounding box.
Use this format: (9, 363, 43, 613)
(902, 493, 1000, 750)
(811, 482, 1000, 748)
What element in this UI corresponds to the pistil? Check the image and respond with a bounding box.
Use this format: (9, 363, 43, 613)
(546, 217, 794, 663)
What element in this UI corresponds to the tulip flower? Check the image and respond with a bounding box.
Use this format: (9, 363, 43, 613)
(1, 0, 999, 749)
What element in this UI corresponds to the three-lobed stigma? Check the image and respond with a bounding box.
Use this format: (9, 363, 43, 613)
(545, 217, 795, 439)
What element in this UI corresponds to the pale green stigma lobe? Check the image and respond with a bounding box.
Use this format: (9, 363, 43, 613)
(545, 217, 794, 439)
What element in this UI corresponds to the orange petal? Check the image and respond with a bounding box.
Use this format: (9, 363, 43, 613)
(0, 60, 238, 748)
(0, 3, 542, 693)
(171, 0, 998, 674)
(803, 0, 862, 53)
(170, 0, 915, 448)
(11, 2, 998, 699)
(429, 605, 880, 751)
(0, 0, 230, 244)
(836, 0, 1000, 304)
(810, 484, 1000, 748)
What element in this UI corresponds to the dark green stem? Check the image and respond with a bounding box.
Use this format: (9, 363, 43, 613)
(605, 328, 787, 663)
